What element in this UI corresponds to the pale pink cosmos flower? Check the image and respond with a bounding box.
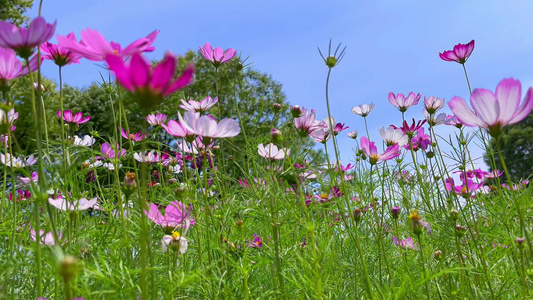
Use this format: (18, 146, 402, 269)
(57, 110, 90, 126)
(0, 48, 40, 88)
(439, 40, 475, 64)
(100, 142, 126, 159)
(360, 136, 400, 165)
(145, 113, 167, 126)
(0, 17, 56, 58)
(392, 236, 417, 250)
(199, 42, 236, 66)
(257, 143, 290, 160)
(448, 78, 533, 137)
(444, 115, 462, 128)
(162, 120, 195, 141)
(17, 171, 38, 186)
(161, 230, 189, 254)
(30, 229, 61, 246)
(424, 96, 445, 114)
(0, 153, 36, 167)
(106, 52, 194, 109)
(0, 108, 19, 131)
(351, 104, 375, 117)
(134, 151, 163, 163)
(388, 92, 421, 113)
(294, 107, 324, 136)
(180, 96, 218, 113)
(120, 127, 146, 142)
(48, 195, 98, 211)
(423, 110, 447, 126)
(379, 126, 408, 147)
(347, 129, 358, 139)
(40, 32, 82, 66)
(178, 111, 240, 141)
(145, 201, 194, 233)
(73, 135, 95, 147)
(57, 28, 159, 61)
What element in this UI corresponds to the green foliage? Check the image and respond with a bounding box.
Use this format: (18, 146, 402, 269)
(0, 0, 33, 25)
(485, 112, 533, 180)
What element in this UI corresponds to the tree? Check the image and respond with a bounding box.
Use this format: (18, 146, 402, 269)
(485, 113, 533, 181)
(0, 0, 34, 25)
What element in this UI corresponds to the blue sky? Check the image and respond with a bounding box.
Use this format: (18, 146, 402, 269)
(29, 0, 533, 169)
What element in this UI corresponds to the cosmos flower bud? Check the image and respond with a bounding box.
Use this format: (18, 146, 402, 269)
(353, 209, 362, 222)
(59, 255, 79, 283)
(434, 250, 443, 261)
(455, 225, 467, 238)
(124, 172, 137, 188)
(391, 206, 400, 219)
(273, 103, 282, 114)
(517, 237, 525, 249)
(325, 56, 337, 68)
(290, 105, 302, 118)
(271, 128, 283, 145)
(449, 209, 459, 221)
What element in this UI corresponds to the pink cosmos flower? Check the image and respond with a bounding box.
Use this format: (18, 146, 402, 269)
(379, 126, 408, 147)
(177, 111, 240, 141)
(57, 110, 90, 126)
(40, 32, 82, 66)
(30, 229, 61, 246)
(120, 127, 146, 142)
(0, 108, 19, 131)
(424, 96, 445, 114)
(145, 201, 194, 233)
(388, 92, 421, 112)
(448, 78, 533, 137)
(0, 48, 40, 88)
(405, 128, 431, 151)
(199, 42, 236, 66)
(0, 153, 36, 167)
(100, 142, 126, 159)
(162, 120, 195, 141)
(48, 195, 98, 211)
(444, 115, 462, 128)
(392, 236, 417, 250)
(351, 104, 375, 117)
(445, 178, 484, 198)
(180, 96, 218, 113)
(134, 151, 166, 163)
(249, 234, 263, 248)
(57, 28, 158, 61)
(0, 17, 56, 58)
(257, 143, 290, 160)
(360, 136, 400, 165)
(394, 118, 427, 137)
(347, 129, 358, 139)
(161, 231, 189, 254)
(106, 52, 194, 108)
(145, 113, 167, 126)
(294, 107, 324, 136)
(17, 171, 38, 186)
(424, 110, 447, 126)
(439, 40, 475, 64)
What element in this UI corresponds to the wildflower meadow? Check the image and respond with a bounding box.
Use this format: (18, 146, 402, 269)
(1, 2, 533, 299)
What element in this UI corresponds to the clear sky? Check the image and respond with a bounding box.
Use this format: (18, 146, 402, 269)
(28, 0, 533, 169)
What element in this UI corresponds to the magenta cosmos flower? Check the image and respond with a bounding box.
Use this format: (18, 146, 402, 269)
(57, 28, 158, 61)
(41, 32, 82, 67)
(439, 40, 475, 64)
(0, 48, 40, 89)
(249, 234, 263, 248)
(199, 42, 236, 67)
(360, 136, 400, 165)
(120, 127, 146, 142)
(448, 78, 533, 137)
(145, 201, 194, 233)
(388, 92, 421, 113)
(57, 110, 91, 126)
(0, 17, 56, 58)
(101, 142, 126, 159)
(106, 52, 194, 109)
(178, 111, 240, 141)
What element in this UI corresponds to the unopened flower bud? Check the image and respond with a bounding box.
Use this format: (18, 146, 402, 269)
(236, 220, 244, 227)
(455, 225, 467, 238)
(271, 128, 283, 145)
(517, 237, 525, 249)
(59, 255, 79, 282)
(325, 56, 338, 68)
(290, 105, 302, 118)
(391, 206, 400, 219)
(426, 151, 435, 159)
(527, 269, 533, 279)
(273, 103, 282, 114)
(124, 172, 137, 188)
(434, 250, 443, 261)
(353, 209, 362, 222)
(449, 209, 459, 221)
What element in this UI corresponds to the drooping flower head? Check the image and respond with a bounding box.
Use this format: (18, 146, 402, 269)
(448, 78, 533, 137)
(0, 17, 56, 58)
(388, 92, 421, 113)
(439, 40, 475, 64)
(351, 104, 375, 117)
(0, 48, 40, 91)
(106, 52, 194, 109)
(41, 32, 82, 66)
(199, 42, 236, 67)
(180, 96, 218, 113)
(360, 136, 400, 165)
(57, 28, 159, 61)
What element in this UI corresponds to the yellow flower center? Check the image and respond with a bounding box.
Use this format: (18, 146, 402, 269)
(171, 231, 181, 240)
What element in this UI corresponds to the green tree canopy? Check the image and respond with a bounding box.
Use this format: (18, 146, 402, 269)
(0, 0, 34, 25)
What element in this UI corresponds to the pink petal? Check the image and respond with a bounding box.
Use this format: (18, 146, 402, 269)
(509, 87, 533, 125)
(448, 96, 482, 127)
(105, 54, 134, 91)
(129, 53, 151, 87)
(470, 88, 499, 126)
(495, 78, 521, 124)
